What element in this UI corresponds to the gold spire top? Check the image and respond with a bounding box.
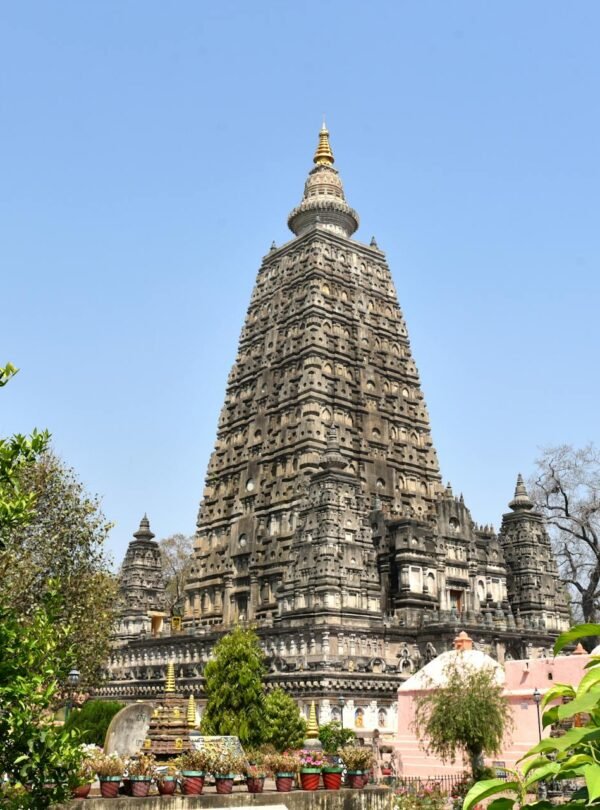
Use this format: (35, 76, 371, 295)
(305, 700, 319, 738)
(313, 122, 335, 166)
(186, 693, 197, 727)
(165, 662, 176, 693)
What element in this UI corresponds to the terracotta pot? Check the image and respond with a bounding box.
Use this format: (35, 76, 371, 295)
(275, 773, 295, 792)
(157, 778, 176, 795)
(347, 770, 364, 789)
(246, 776, 265, 793)
(215, 776, 234, 794)
(71, 783, 92, 799)
(181, 772, 205, 795)
(322, 770, 342, 790)
(130, 778, 151, 797)
(99, 777, 121, 799)
(300, 770, 321, 790)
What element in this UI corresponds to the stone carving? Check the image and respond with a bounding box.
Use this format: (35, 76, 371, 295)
(104, 703, 153, 756)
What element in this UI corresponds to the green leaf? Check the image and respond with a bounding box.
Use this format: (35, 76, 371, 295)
(542, 704, 559, 728)
(554, 624, 600, 656)
(487, 799, 516, 810)
(541, 683, 576, 709)
(463, 779, 520, 810)
(585, 764, 600, 802)
(557, 688, 600, 720)
(576, 666, 600, 695)
(524, 761, 560, 787)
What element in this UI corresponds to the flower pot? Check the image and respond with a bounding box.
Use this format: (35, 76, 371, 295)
(347, 770, 364, 789)
(99, 777, 122, 799)
(275, 773, 295, 792)
(322, 769, 343, 790)
(130, 777, 152, 797)
(215, 775, 234, 794)
(157, 777, 176, 796)
(181, 771, 205, 795)
(122, 779, 131, 796)
(246, 776, 265, 793)
(71, 783, 92, 799)
(300, 769, 321, 791)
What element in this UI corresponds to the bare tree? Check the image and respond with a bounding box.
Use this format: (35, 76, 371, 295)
(531, 444, 600, 623)
(158, 533, 194, 617)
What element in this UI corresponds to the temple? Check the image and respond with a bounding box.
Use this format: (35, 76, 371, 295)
(102, 126, 570, 736)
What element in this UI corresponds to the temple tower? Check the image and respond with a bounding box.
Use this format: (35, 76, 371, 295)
(184, 125, 442, 628)
(116, 515, 167, 641)
(499, 475, 570, 632)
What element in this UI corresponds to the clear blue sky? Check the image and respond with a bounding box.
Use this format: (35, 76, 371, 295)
(1, 1, 598, 564)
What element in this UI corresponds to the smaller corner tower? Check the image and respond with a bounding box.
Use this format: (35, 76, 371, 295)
(499, 475, 570, 632)
(116, 515, 167, 643)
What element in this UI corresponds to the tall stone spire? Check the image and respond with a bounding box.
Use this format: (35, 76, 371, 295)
(508, 473, 534, 511)
(288, 124, 359, 238)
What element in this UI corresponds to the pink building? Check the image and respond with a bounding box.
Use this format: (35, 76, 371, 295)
(395, 631, 589, 777)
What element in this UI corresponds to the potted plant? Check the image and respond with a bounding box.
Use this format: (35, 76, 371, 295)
(70, 744, 101, 798)
(298, 748, 325, 791)
(322, 754, 344, 791)
(175, 749, 211, 795)
(265, 751, 299, 792)
(94, 752, 125, 799)
(244, 750, 266, 793)
(156, 762, 179, 796)
(339, 745, 374, 789)
(209, 750, 246, 794)
(125, 752, 157, 798)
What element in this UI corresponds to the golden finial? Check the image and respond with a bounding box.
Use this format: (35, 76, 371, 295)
(165, 662, 176, 693)
(313, 122, 334, 166)
(187, 693, 197, 727)
(305, 700, 319, 739)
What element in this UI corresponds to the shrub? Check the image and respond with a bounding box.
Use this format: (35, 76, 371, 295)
(319, 721, 356, 754)
(64, 699, 124, 747)
(339, 745, 375, 771)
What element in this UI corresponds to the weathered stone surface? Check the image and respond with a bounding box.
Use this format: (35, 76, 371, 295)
(104, 702, 153, 756)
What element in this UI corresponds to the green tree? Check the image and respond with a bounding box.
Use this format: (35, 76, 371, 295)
(64, 699, 124, 747)
(0, 590, 83, 809)
(0, 452, 117, 685)
(414, 660, 512, 779)
(318, 721, 356, 754)
(464, 623, 600, 810)
(201, 626, 266, 746)
(0, 362, 49, 540)
(263, 687, 306, 751)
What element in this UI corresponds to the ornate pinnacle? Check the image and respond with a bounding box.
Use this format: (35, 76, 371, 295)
(305, 700, 319, 738)
(187, 693, 197, 726)
(313, 123, 335, 166)
(509, 473, 534, 512)
(133, 513, 155, 542)
(165, 662, 176, 693)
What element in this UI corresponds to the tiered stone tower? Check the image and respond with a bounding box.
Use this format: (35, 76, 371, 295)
(105, 127, 570, 735)
(115, 515, 167, 642)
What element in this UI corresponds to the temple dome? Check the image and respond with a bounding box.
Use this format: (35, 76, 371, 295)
(399, 648, 504, 692)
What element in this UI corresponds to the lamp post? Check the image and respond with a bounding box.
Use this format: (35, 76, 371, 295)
(532, 687, 542, 742)
(338, 695, 346, 731)
(65, 668, 80, 722)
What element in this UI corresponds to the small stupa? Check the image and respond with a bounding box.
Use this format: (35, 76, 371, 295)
(143, 662, 194, 757)
(303, 700, 323, 750)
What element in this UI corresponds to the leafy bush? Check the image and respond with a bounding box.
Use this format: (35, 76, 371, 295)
(319, 720, 356, 754)
(64, 699, 124, 747)
(395, 786, 447, 810)
(464, 622, 600, 810)
(263, 687, 306, 751)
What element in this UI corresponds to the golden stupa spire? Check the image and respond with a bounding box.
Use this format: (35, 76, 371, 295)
(165, 662, 176, 693)
(313, 122, 334, 166)
(186, 693, 197, 727)
(305, 700, 319, 739)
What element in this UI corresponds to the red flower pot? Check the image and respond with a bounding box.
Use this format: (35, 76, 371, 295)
(99, 778, 121, 798)
(275, 774, 295, 792)
(215, 776, 234, 794)
(347, 771, 364, 789)
(157, 778, 176, 795)
(246, 776, 265, 793)
(130, 778, 151, 797)
(71, 784, 92, 799)
(322, 770, 342, 790)
(181, 772, 205, 795)
(300, 770, 321, 791)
